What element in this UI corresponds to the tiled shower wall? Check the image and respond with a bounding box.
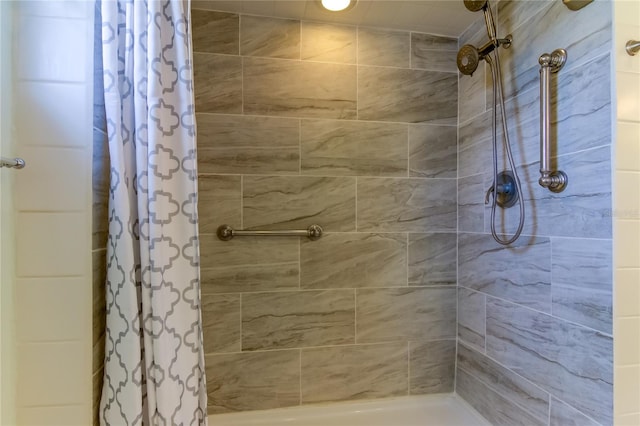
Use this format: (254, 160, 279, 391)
(191, 9, 459, 414)
(456, 1, 614, 425)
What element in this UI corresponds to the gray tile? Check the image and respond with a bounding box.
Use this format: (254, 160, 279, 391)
(301, 343, 408, 403)
(192, 10, 239, 54)
(458, 174, 485, 233)
(301, 119, 408, 177)
(356, 287, 456, 343)
(197, 175, 241, 234)
(243, 175, 356, 232)
(456, 368, 546, 426)
(408, 233, 456, 286)
(300, 233, 407, 289)
(549, 397, 600, 426)
(206, 350, 300, 414)
(358, 67, 457, 124)
(197, 114, 299, 175)
(458, 288, 485, 350)
(301, 22, 356, 64)
(459, 109, 494, 150)
(458, 136, 492, 179)
(357, 178, 457, 233)
(242, 290, 355, 350)
(458, 62, 486, 125)
(358, 28, 410, 67)
(408, 124, 457, 178)
(411, 33, 457, 72)
(457, 343, 550, 424)
(501, 146, 613, 239)
(200, 237, 299, 293)
(240, 15, 300, 59)
(551, 237, 612, 333)
(498, 0, 611, 100)
(243, 57, 357, 119)
(92, 128, 109, 250)
(409, 339, 455, 395)
(486, 298, 613, 425)
(202, 294, 240, 354)
(458, 233, 552, 312)
(194, 53, 242, 113)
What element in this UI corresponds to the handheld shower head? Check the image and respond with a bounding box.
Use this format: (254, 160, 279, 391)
(464, 0, 488, 12)
(457, 44, 480, 75)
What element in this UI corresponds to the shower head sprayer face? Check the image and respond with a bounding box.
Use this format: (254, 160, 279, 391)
(457, 44, 480, 76)
(464, 0, 488, 12)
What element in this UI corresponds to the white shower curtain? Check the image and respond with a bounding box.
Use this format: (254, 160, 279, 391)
(99, 0, 207, 424)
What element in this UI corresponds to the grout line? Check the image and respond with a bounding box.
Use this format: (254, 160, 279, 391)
(240, 175, 244, 229)
(239, 293, 243, 351)
(298, 349, 303, 406)
(407, 340, 411, 395)
(354, 288, 358, 344)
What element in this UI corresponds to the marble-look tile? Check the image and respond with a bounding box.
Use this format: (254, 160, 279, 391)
(498, 0, 611, 100)
(92, 250, 106, 373)
(411, 33, 457, 72)
(409, 339, 455, 395)
(458, 174, 485, 232)
(407, 233, 456, 286)
(194, 53, 242, 114)
(458, 136, 492, 179)
(459, 109, 494, 150)
(242, 290, 355, 350)
(486, 298, 613, 425)
(458, 233, 552, 312)
(554, 54, 612, 156)
(458, 62, 486, 125)
(301, 22, 356, 63)
(197, 114, 300, 175)
(521, 146, 612, 239)
(358, 67, 457, 124)
(206, 350, 300, 414)
(202, 294, 240, 354)
(300, 233, 406, 289)
(356, 287, 456, 343)
(456, 368, 546, 426)
(408, 125, 456, 178)
(243, 175, 356, 231)
(240, 15, 300, 59)
(551, 237, 612, 333)
(301, 343, 408, 403)
(92, 128, 109, 251)
(457, 343, 550, 423)
(412, 32, 457, 50)
(192, 10, 239, 55)
(458, 288, 485, 350)
(357, 28, 410, 68)
(550, 397, 600, 426)
(243, 57, 357, 119)
(197, 175, 241, 234)
(357, 178, 456, 233)
(200, 237, 299, 293)
(301, 119, 407, 177)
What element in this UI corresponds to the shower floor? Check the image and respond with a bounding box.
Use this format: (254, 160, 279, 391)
(208, 394, 491, 426)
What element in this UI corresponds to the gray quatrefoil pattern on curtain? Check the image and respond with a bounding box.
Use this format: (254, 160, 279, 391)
(99, 0, 207, 424)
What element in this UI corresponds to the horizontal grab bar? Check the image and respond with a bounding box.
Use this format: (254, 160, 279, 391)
(216, 224, 323, 241)
(0, 156, 25, 169)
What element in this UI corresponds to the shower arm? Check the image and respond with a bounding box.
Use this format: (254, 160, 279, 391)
(538, 49, 568, 193)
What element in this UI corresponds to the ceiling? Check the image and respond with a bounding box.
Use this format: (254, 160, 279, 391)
(191, 0, 479, 37)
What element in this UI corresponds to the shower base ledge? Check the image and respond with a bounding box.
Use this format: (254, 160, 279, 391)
(208, 393, 491, 426)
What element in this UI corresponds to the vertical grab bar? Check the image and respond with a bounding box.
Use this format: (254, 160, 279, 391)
(538, 49, 568, 193)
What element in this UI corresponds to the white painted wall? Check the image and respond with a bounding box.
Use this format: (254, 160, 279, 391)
(0, 1, 17, 424)
(9, 1, 94, 424)
(614, 1, 640, 424)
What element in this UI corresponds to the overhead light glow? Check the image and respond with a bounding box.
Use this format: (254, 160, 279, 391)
(321, 0, 352, 11)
